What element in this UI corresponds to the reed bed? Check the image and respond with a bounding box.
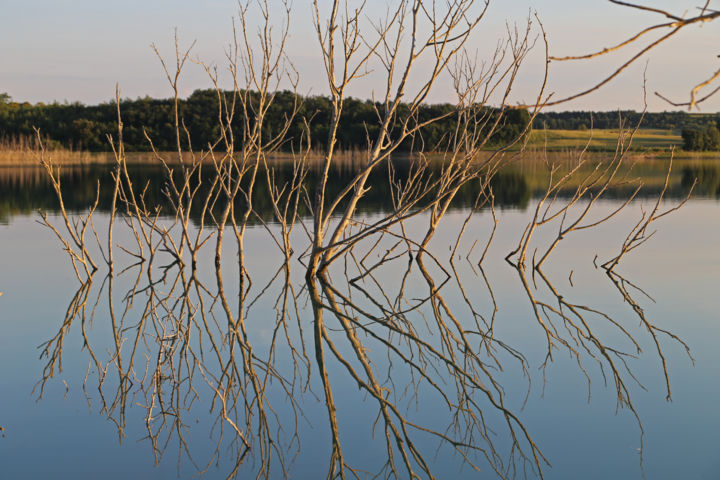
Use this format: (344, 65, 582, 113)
(0, 135, 108, 166)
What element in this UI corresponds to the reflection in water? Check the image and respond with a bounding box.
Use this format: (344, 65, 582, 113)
(17, 125, 705, 478)
(682, 165, 720, 198)
(2, 155, 715, 225)
(33, 222, 691, 479)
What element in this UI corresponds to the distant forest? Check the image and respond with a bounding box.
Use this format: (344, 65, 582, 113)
(1, 91, 719, 151)
(532, 110, 719, 131)
(0, 90, 527, 153)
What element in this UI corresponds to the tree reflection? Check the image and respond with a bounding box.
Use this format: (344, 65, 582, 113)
(34, 230, 692, 479)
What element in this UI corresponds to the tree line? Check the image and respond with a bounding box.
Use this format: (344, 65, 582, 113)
(533, 110, 719, 131)
(3, 91, 718, 152)
(0, 90, 528, 152)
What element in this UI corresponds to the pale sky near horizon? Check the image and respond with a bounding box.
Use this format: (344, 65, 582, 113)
(1, 0, 719, 112)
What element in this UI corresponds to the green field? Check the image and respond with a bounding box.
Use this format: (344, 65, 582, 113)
(527, 128, 683, 151)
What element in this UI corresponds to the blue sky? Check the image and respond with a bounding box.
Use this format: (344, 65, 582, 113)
(1, 0, 718, 111)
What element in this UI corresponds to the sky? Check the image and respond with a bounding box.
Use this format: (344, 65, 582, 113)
(1, 0, 719, 112)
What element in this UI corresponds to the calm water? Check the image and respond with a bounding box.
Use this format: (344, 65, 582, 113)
(1, 157, 719, 479)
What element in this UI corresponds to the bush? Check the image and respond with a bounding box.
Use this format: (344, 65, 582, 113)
(682, 124, 720, 151)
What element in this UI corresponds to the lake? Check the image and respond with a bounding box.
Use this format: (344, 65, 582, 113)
(1, 154, 719, 479)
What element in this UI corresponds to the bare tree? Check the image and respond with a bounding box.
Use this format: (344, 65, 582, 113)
(306, 0, 549, 276)
(31, 1, 707, 477)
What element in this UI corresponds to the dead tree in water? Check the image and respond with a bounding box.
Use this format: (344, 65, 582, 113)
(35, 131, 99, 281)
(32, 3, 705, 475)
(305, 1, 550, 277)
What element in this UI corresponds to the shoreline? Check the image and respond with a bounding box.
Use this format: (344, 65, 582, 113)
(1, 148, 718, 168)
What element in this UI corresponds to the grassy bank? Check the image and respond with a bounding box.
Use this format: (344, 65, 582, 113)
(526, 128, 684, 151)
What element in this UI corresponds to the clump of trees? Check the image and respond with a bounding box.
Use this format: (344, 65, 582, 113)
(681, 122, 720, 151)
(0, 90, 528, 152)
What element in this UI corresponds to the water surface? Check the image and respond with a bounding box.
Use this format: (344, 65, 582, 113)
(1, 156, 719, 479)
